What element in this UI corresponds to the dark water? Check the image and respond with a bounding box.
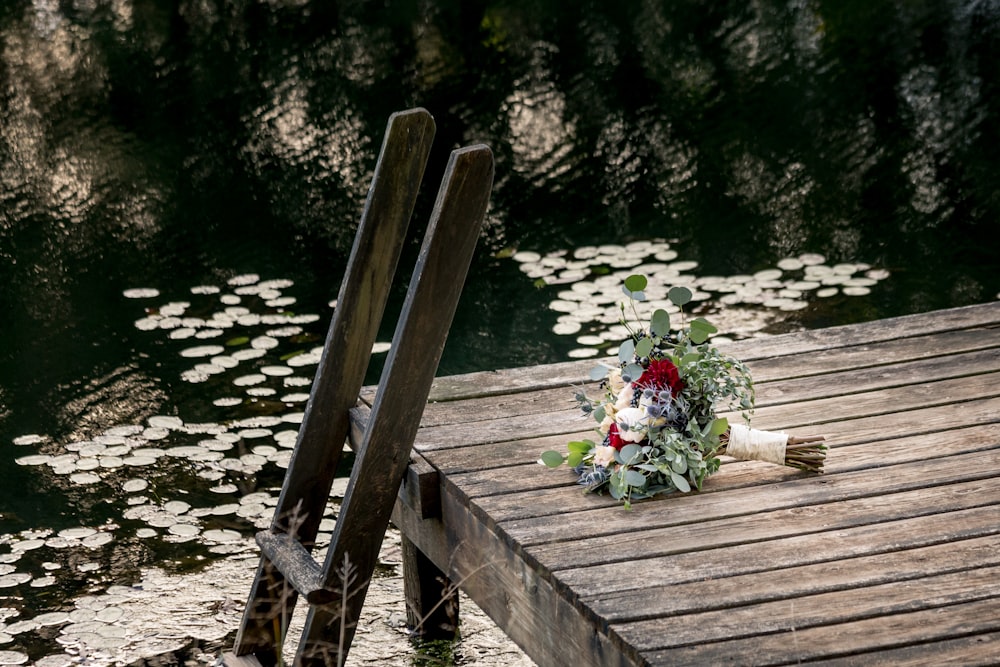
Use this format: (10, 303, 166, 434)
(1, 0, 999, 662)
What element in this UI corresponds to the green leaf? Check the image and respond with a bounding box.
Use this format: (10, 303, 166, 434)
(679, 352, 701, 367)
(671, 456, 688, 474)
(618, 444, 642, 463)
(540, 451, 565, 468)
(624, 274, 648, 293)
(618, 339, 635, 365)
(623, 362, 644, 382)
(589, 365, 609, 381)
(624, 469, 647, 487)
(670, 471, 692, 493)
(226, 336, 250, 347)
(567, 451, 584, 467)
(668, 286, 692, 306)
(635, 338, 653, 358)
(567, 440, 594, 454)
(593, 405, 606, 423)
(650, 309, 671, 337)
(710, 418, 729, 436)
(689, 318, 718, 344)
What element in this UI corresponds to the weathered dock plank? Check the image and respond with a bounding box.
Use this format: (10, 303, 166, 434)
(378, 301, 1000, 404)
(391, 301, 1000, 666)
(587, 533, 1000, 621)
(655, 597, 1000, 665)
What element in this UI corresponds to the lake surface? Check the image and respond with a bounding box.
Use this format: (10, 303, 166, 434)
(1, 0, 998, 663)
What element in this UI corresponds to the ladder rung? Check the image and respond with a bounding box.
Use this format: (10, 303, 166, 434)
(255, 531, 334, 605)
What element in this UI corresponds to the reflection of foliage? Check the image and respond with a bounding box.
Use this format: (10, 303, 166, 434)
(1, 3, 995, 521)
(1, 0, 998, 385)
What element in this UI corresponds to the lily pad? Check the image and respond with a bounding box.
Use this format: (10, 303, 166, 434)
(179, 345, 225, 358)
(69, 472, 102, 485)
(122, 288, 160, 299)
(0, 650, 29, 665)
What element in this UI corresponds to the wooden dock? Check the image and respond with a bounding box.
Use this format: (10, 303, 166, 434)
(381, 301, 1000, 666)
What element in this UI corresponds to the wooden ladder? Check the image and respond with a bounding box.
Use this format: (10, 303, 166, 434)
(223, 108, 494, 667)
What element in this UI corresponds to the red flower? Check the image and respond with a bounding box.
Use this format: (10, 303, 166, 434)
(607, 422, 625, 451)
(637, 358, 685, 395)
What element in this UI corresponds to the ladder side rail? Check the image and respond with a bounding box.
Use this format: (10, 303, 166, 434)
(296, 145, 495, 666)
(232, 108, 436, 660)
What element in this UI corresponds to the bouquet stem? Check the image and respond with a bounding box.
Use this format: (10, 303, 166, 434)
(719, 425, 827, 473)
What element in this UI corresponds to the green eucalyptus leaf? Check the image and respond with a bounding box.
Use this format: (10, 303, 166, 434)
(618, 339, 636, 364)
(624, 274, 648, 293)
(710, 418, 729, 436)
(593, 405, 607, 423)
(618, 444, 642, 463)
(589, 365, 609, 381)
(650, 309, 671, 337)
(689, 318, 718, 344)
(670, 471, 692, 493)
(540, 451, 565, 468)
(635, 338, 654, 358)
(668, 286, 692, 306)
(679, 352, 701, 367)
(623, 362, 644, 382)
(689, 329, 708, 344)
(624, 469, 647, 487)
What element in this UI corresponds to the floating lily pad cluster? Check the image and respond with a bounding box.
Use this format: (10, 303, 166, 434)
(511, 239, 889, 357)
(1, 274, 371, 664)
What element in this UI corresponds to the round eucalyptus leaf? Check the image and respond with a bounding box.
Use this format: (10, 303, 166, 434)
(618, 444, 641, 462)
(650, 309, 671, 336)
(623, 274, 648, 293)
(623, 363, 644, 382)
(540, 451, 565, 468)
(589, 365, 609, 381)
(670, 471, 691, 493)
(668, 286, 692, 306)
(618, 339, 635, 364)
(624, 469, 647, 487)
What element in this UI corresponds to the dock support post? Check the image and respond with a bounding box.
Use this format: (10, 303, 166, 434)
(402, 535, 459, 639)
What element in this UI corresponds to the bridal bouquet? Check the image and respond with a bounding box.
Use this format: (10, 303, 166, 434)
(541, 275, 826, 507)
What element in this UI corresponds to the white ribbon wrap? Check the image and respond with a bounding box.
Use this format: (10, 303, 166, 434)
(727, 423, 787, 465)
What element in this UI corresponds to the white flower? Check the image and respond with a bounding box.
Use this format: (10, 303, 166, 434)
(598, 414, 615, 434)
(592, 445, 616, 468)
(614, 384, 635, 411)
(615, 407, 649, 442)
(607, 368, 626, 395)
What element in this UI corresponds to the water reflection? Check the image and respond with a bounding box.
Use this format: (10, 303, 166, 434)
(1, 0, 999, 663)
